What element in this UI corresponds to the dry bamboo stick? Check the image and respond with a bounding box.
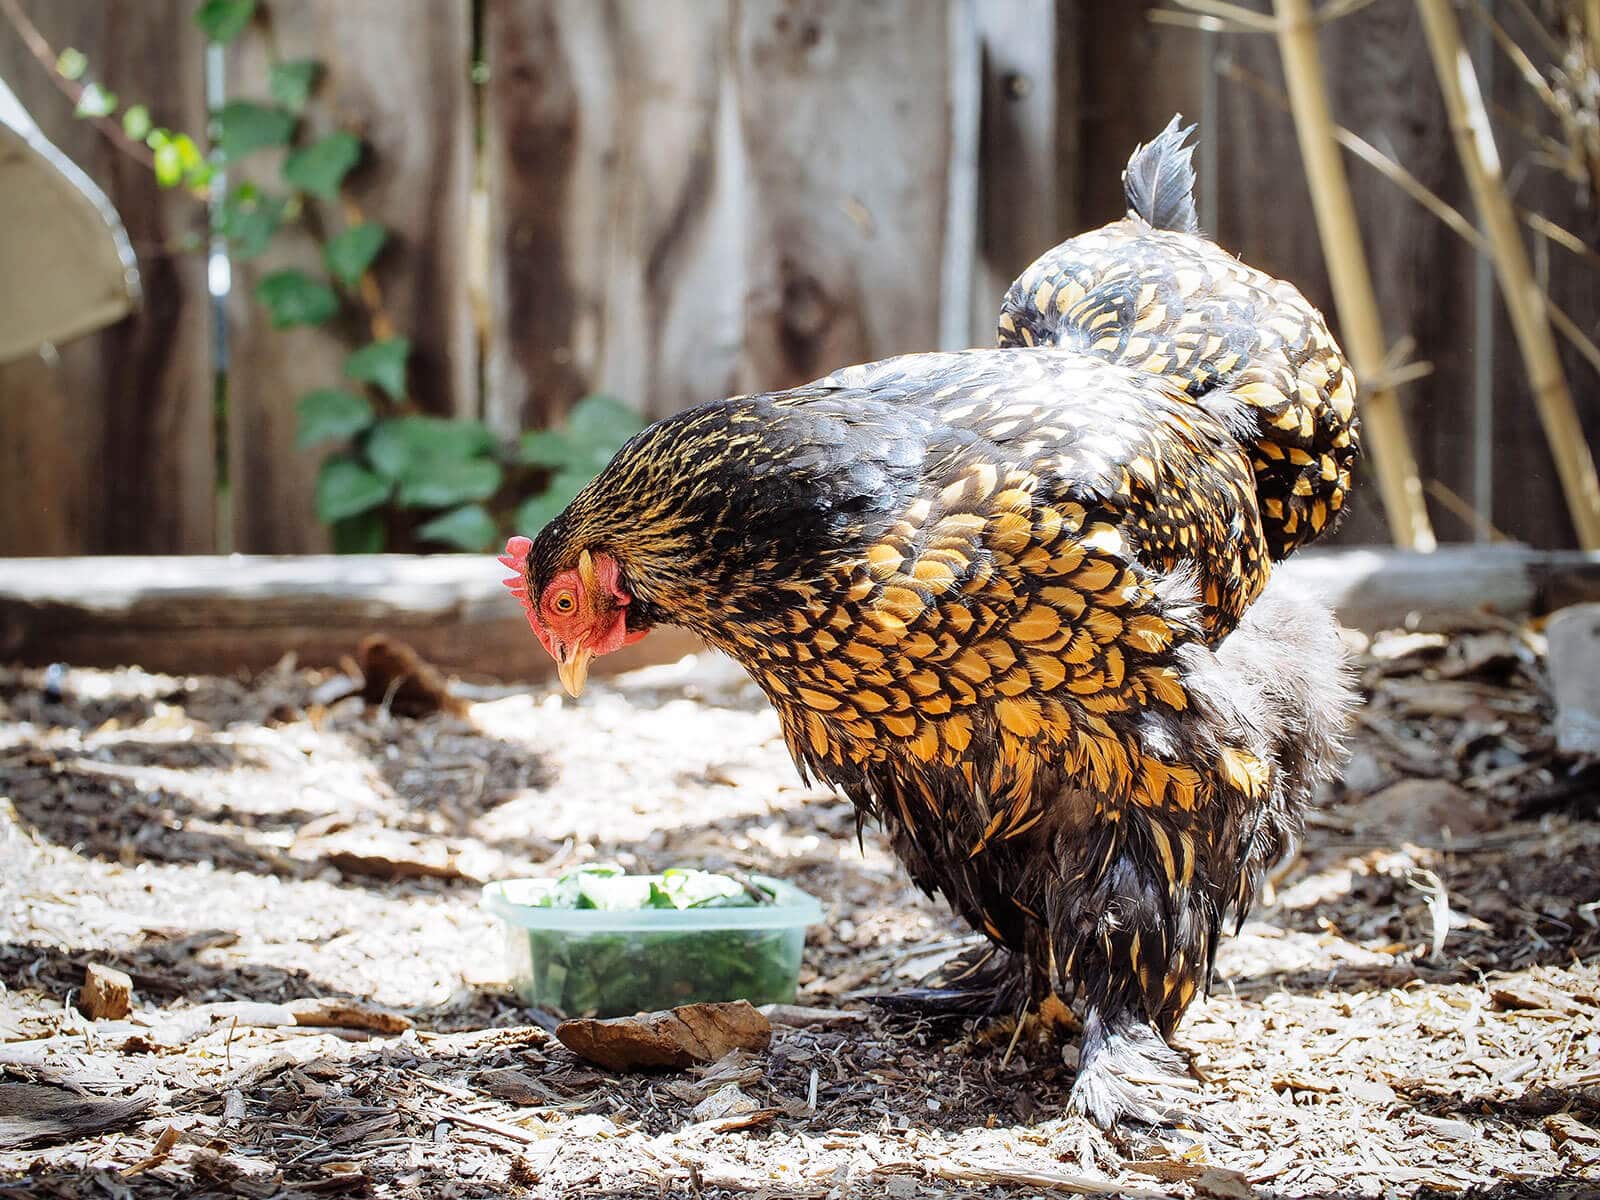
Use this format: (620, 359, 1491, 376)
(1273, 0, 1436, 550)
(1417, 0, 1600, 549)
(1549, 301, 1600, 379)
(1219, 59, 1600, 374)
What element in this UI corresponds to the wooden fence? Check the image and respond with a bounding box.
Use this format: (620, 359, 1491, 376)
(1, 0, 1597, 556)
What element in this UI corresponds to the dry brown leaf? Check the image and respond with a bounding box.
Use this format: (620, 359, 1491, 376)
(1490, 981, 1582, 1014)
(285, 997, 413, 1034)
(187, 1146, 283, 1199)
(556, 1000, 772, 1072)
(294, 827, 477, 882)
(359, 635, 470, 718)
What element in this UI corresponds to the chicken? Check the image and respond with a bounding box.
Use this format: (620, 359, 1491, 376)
(500, 119, 1357, 1126)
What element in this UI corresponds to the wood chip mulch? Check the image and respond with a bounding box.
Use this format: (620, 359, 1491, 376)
(0, 617, 1596, 1198)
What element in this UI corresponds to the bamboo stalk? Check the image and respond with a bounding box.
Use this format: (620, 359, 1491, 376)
(1220, 59, 1600, 373)
(1417, 0, 1600, 549)
(1272, 0, 1436, 550)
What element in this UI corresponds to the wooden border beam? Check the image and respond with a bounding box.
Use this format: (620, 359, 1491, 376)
(3, 550, 1598, 681)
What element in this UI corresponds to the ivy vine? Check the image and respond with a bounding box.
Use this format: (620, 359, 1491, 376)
(20, 0, 641, 553)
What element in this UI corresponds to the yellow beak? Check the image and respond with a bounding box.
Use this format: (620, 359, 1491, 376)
(556, 640, 593, 698)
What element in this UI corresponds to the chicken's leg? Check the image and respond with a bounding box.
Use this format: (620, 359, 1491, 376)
(1069, 1007, 1196, 1128)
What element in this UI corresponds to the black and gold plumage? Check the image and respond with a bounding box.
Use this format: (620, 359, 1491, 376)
(998, 120, 1359, 566)
(512, 119, 1357, 1126)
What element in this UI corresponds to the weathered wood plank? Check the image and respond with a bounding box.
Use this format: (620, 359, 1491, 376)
(0, 0, 213, 555)
(483, 0, 739, 433)
(485, 0, 963, 428)
(225, 0, 475, 553)
(1072, 1, 1210, 230)
(3, 549, 1595, 679)
(971, 0, 1075, 343)
(734, 0, 958, 387)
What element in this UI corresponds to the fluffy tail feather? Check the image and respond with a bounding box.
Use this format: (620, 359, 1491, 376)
(1001, 112, 1361, 561)
(1122, 116, 1200, 235)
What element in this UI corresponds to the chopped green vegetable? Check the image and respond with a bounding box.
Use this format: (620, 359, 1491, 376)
(532, 864, 766, 912)
(507, 865, 801, 1017)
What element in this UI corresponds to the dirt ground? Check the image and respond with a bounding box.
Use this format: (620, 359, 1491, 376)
(0, 617, 1597, 1199)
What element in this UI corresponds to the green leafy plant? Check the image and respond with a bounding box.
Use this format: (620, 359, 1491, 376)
(514, 394, 644, 533)
(26, 0, 643, 553)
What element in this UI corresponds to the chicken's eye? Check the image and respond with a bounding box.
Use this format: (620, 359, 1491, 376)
(552, 592, 576, 615)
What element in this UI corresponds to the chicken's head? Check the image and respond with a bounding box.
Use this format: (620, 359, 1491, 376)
(500, 535, 649, 697)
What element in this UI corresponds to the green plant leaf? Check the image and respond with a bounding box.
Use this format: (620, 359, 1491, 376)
(366, 415, 494, 480)
(315, 457, 390, 523)
(518, 393, 641, 475)
(194, 0, 257, 43)
(174, 132, 204, 170)
(150, 130, 208, 190)
(397, 458, 502, 509)
(283, 131, 361, 200)
(331, 508, 386, 554)
(214, 100, 294, 162)
(218, 187, 286, 258)
(515, 469, 588, 534)
(75, 83, 117, 119)
(56, 48, 88, 81)
(184, 162, 215, 191)
(345, 338, 410, 401)
(153, 139, 183, 188)
(516, 428, 573, 468)
(121, 105, 151, 141)
(296, 388, 374, 448)
(269, 60, 318, 112)
(255, 269, 338, 328)
(170, 132, 209, 190)
(323, 223, 387, 288)
(566, 393, 643, 442)
(416, 503, 500, 551)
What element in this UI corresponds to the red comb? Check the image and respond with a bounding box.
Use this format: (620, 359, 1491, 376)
(499, 535, 533, 571)
(499, 536, 535, 614)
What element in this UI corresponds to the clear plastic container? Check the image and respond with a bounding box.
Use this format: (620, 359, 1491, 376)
(482, 874, 824, 1018)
